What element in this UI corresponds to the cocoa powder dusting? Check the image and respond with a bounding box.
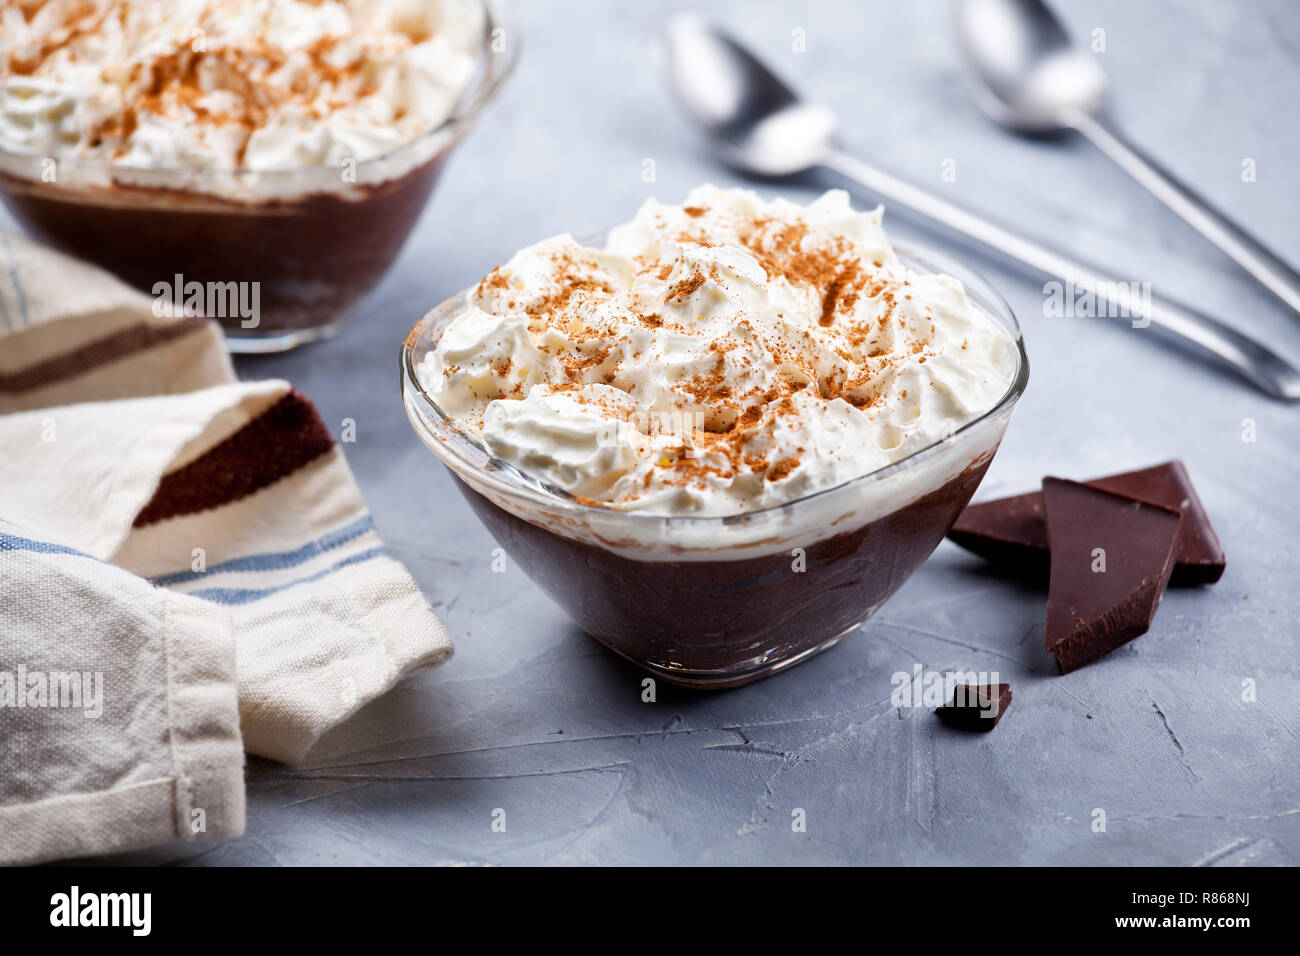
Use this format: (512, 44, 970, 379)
(666, 272, 706, 302)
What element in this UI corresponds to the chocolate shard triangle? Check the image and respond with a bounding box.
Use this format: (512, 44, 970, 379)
(946, 490, 1049, 581)
(947, 461, 1224, 586)
(936, 683, 1012, 730)
(1042, 478, 1182, 674)
(1089, 461, 1224, 585)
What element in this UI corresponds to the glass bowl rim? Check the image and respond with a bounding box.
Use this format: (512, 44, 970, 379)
(400, 234, 1031, 529)
(0, 0, 519, 181)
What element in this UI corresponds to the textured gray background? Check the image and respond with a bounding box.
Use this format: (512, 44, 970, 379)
(44, 0, 1300, 865)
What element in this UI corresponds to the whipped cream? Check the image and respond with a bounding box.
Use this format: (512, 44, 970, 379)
(418, 186, 1018, 518)
(0, 0, 484, 175)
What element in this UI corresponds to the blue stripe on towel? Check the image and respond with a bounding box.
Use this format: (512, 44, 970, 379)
(186, 546, 387, 606)
(2, 522, 384, 606)
(0, 530, 91, 559)
(149, 514, 375, 587)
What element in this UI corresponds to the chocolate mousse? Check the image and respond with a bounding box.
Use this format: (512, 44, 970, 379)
(455, 461, 994, 686)
(407, 186, 1026, 683)
(0, 0, 493, 345)
(948, 461, 1225, 586)
(1042, 478, 1182, 674)
(0, 159, 447, 336)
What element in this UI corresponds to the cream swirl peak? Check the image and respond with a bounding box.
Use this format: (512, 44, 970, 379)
(419, 186, 1018, 517)
(0, 0, 484, 171)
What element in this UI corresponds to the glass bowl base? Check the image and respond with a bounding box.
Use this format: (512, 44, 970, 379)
(222, 319, 346, 353)
(590, 619, 866, 690)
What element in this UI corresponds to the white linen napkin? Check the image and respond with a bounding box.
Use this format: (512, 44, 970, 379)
(0, 231, 452, 864)
(0, 520, 245, 866)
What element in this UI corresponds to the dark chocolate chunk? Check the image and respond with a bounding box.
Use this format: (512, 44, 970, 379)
(946, 490, 1049, 581)
(936, 683, 1012, 730)
(1088, 461, 1225, 585)
(1041, 478, 1182, 674)
(947, 461, 1225, 586)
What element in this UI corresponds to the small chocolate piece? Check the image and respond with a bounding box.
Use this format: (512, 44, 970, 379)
(936, 683, 1012, 730)
(947, 461, 1225, 586)
(1042, 478, 1182, 674)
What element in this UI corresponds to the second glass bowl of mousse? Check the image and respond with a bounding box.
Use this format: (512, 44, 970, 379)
(0, 0, 517, 352)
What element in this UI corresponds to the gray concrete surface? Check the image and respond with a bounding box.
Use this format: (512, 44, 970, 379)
(35, 0, 1300, 865)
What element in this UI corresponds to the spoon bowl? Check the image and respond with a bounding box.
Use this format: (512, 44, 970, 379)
(955, 0, 1300, 314)
(955, 0, 1106, 132)
(658, 13, 836, 176)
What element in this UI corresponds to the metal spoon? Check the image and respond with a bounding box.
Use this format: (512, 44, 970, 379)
(955, 0, 1300, 317)
(656, 13, 1300, 400)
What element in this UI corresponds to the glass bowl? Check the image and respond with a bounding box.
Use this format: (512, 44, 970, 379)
(0, 0, 518, 353)
(401, 240, 1030, 687)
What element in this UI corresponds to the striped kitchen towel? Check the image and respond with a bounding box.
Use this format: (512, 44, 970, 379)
(0, 517, 245, 867)
(0, 232, 452, 862)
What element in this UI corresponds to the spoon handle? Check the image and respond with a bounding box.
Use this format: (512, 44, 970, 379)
(822, 148, 1300, 400)
(1069, 111, 1300, 316)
